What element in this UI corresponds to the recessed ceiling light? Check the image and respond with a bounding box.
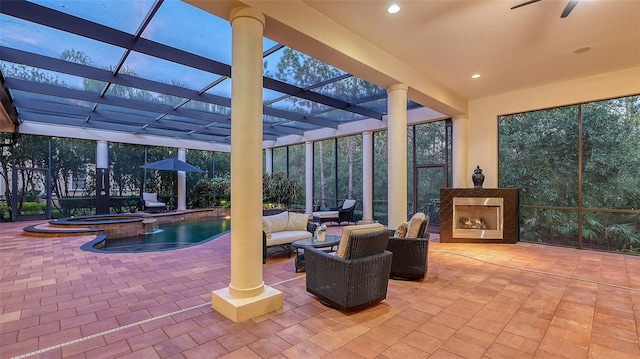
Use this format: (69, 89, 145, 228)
(574, 46, 591, 54)
(471, 74, 481, 79)
(388, 4, 400, 14)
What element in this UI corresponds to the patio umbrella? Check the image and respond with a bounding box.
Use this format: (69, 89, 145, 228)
(140, 158, 204, 210)
(140, 158, 204, 173)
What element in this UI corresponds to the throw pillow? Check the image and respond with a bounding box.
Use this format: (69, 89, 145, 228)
(286, 212, 310, 231)
(336, 223, 384, 258)
(263, 211, 289, 233)
(394, 222, 408, 238)
(406, 212, 426, 238)
(262, 219, 272, 240)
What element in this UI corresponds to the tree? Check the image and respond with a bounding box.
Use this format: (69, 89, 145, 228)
(110, 142, 145, 197)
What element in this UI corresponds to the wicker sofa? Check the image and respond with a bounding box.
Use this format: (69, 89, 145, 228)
(304, 223, 392, 311)
(386, 213, 430, 280)
(262, 211, 316, 263)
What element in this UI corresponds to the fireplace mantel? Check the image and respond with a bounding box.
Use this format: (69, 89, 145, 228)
(440, 188, 519, 244)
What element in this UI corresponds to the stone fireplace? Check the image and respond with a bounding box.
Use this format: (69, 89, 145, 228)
(440, 188, 519, 243)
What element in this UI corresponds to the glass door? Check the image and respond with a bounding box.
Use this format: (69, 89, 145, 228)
(414, 165, 445, 232)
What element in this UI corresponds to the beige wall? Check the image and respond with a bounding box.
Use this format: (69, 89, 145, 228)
(464, 67, 640, 188)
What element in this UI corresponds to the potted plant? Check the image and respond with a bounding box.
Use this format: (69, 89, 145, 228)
(128, 197, 138, 213)
(316, 224, 327, 241)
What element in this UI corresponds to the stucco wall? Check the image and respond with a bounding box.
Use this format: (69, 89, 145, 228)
(458, 67, 640, 188)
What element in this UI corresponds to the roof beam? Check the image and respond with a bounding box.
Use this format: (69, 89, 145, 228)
(5, 77, 230, 124)
(12, 98, 240, 138)
(18, 111, 232, 143)
(1, 48, 339, 130)
(6, 78, 303, 138)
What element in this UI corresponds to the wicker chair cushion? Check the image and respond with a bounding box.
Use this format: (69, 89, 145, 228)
(286, 212, 309, 231)
(336, 223, 384, 258)
(263, 211, 289, 233)
(342, 199, 357, 209)
(394, 222, 408, 238)
(406, 213, 426, 238)
(142, 192, 158, 202)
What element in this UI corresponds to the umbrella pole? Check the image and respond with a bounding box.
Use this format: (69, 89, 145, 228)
(143, 147, 147, 192)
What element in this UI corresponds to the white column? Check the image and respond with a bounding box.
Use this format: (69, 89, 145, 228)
(212, 6, 282, 323)
(177, 148, 187, 211)
(452, 115, 469, 188)
(360, 131, 374, 224)
(96, 141, 108, 169)
(387, 84, 408, 229)
(265, 148, 273, 174)
(305, 141, 313, 214)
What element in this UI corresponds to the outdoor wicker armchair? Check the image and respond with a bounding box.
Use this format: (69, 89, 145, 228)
(304, 227, 392, 311)
(386, 214, 430, 280)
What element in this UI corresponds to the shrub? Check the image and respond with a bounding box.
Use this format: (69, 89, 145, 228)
(263, 173, 303, 209)
(189, 175, 231, 208)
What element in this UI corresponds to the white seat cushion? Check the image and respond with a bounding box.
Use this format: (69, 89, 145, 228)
(312, 211, 339, 218)
(145, 201, 166, 208)
(267, 230, 312, 246)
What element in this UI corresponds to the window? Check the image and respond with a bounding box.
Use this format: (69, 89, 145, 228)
(499, 95, 640, 253)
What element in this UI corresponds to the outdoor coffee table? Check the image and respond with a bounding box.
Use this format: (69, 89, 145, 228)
(292, 235, 341, 273)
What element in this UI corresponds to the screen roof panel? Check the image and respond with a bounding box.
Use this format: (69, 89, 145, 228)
(29, 0, 155, 34)
(0, 0, 414, 145)
(0, 14, 125, 69)
(120, 51, 221, 91)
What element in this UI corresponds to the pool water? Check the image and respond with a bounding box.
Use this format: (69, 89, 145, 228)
(91, 218, 230, 253)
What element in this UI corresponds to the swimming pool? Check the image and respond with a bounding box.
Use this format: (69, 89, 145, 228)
(81, 218, 230, 253)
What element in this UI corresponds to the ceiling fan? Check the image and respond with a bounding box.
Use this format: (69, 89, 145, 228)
(511, 0, 579, 18)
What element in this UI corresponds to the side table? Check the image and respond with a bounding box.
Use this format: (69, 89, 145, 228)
(292, 235, 341, 273)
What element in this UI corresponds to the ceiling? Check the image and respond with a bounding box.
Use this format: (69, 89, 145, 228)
(300, 0, 640, 100)
(2, 0, 639, 149)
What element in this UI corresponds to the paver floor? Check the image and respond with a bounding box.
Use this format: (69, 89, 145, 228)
(1, 219, 639, 358)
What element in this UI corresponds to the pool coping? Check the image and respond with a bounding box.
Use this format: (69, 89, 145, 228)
(23, 208, 231, 239)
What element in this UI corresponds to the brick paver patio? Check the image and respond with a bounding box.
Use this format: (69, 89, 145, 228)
(1, 219, 639, 358)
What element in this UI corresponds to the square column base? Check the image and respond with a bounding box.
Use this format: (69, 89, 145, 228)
(212, 285, 283, 322)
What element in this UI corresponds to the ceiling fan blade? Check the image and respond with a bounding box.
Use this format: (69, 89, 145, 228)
(511, 0, 542, 10)
(561, 0, 579, 18)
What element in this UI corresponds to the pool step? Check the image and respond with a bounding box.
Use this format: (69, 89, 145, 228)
(23, 224, 104, 237)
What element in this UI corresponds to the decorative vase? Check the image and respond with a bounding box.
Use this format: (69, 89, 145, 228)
(472, 165, 485, 188)
(317, 231, 326, 241)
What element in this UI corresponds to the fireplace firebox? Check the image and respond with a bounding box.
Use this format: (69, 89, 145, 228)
(440, 188, 519, 244)
(453, 197, 503, 239)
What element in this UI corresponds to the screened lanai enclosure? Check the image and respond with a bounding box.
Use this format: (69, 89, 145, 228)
(2, 1, 638, 254)
(0, 0, 447, 224)
(1, 0, 423, 140)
